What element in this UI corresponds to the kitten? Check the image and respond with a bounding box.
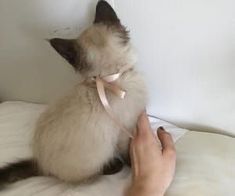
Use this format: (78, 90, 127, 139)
(0, 0, 147, 187)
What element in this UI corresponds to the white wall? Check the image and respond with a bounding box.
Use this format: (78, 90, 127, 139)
(116, 0, 235, 135)
(0, 0, 234, 135)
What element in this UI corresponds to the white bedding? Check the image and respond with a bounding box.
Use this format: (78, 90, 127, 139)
(0, 102, 234, 196)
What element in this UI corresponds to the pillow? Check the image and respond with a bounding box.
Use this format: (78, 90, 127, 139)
(0, 102, 234, 196)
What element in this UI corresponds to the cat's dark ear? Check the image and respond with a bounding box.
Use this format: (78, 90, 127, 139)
(49, 38, 78, 67)
(94, 0, 120, 25)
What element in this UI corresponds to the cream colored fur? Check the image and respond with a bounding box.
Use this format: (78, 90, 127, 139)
(33, 17, 147, 183)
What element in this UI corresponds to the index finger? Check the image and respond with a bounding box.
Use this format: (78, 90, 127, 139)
(136, 112, 153, 138)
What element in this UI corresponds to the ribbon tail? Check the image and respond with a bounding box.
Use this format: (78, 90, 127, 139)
(96, 78, 134, 139)
(102, 81, 126, 99)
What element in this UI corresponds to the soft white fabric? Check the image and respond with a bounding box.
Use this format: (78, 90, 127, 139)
(0, 102, 235, 196)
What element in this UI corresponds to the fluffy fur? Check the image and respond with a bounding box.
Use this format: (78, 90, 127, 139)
(0, 0, 147, 187)
(33, 69, 146, 182)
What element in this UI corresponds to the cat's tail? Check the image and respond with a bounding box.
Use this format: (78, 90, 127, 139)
(0, 159, 39, 190)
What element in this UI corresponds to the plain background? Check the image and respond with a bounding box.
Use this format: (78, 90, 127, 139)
(0, 0, 234, 135)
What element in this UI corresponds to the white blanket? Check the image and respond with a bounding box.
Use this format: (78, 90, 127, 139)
(0, 102, 234, 196)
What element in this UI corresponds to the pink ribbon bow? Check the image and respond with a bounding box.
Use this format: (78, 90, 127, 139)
(94, 73, 134, 139)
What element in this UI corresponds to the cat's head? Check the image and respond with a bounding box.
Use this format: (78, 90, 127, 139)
(49, 0, 136, 78)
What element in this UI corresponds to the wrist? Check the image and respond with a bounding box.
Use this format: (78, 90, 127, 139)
(128, 182, 165, 196)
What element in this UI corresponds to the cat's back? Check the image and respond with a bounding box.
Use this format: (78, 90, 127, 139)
(33, 83, 104, 157)
(33, 83, 119, 181)
(35, 84, 98, 130)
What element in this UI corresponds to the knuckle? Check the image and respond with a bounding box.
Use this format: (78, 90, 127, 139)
(163, 131, 172, 138)
(166, 147, 176, 158)
(134, 136, 145, 145)
(160, 131, 171, 139)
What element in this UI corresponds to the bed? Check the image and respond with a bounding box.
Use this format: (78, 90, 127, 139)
(0, 101, 234, 196)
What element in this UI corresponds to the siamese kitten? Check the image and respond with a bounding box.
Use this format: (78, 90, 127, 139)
(0, 0, 147, 187)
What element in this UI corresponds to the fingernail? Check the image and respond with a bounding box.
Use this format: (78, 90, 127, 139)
(158, 127, 171, 136)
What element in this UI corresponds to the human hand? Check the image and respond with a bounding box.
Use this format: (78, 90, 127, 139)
(126, 112, 176, 196)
